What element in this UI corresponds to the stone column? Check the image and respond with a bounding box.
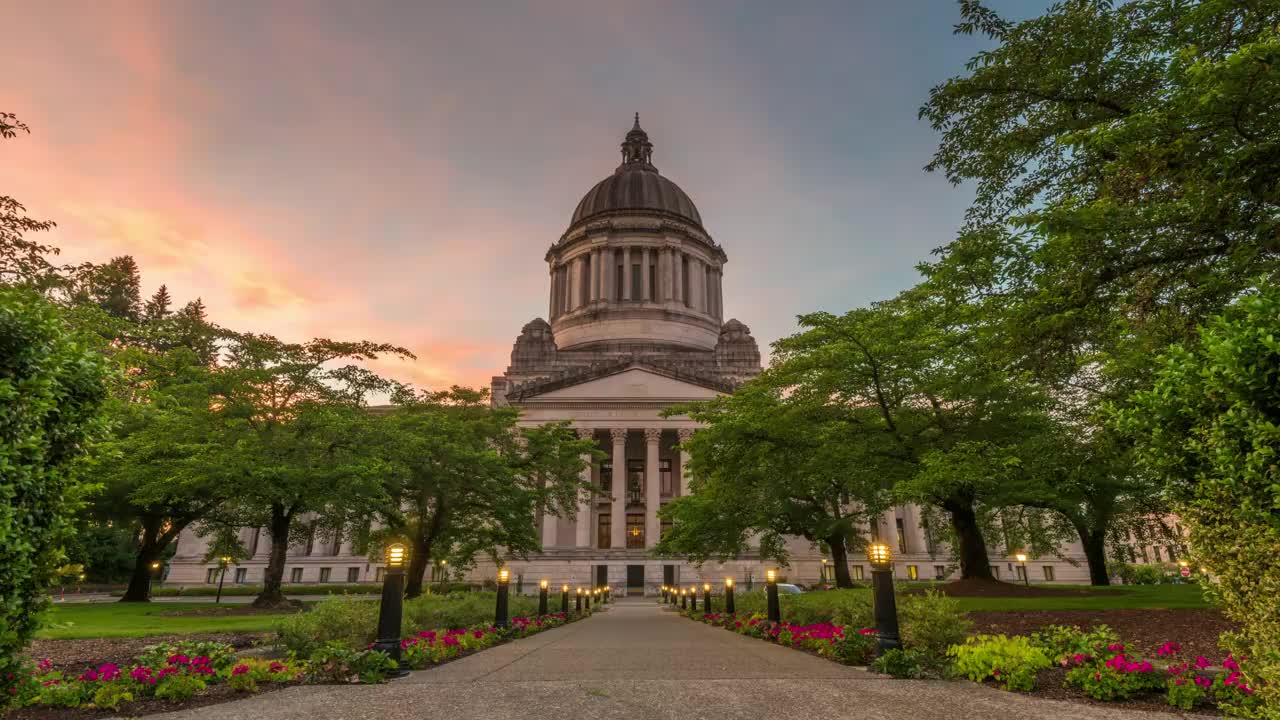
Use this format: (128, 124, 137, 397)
(591, 249, 601, 302)
(639, 248, 649, 301)
(690, 257, 704, 312)
(575, 429, 594, 548)
(549, 265, 557, 319)
(601, 247, 613, 302)
(677, 428, 695, 496)
(621, 247, 632, 301)
(644, 428, 662, 547)
(610, 428, 627, 549)
(673, 251, 684, 305)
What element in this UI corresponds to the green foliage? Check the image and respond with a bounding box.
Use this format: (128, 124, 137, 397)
(0, 288, 110, 693)
(1166, 677, 1207, 711)
(949, 635, 1052, 692)
(830, 630, 878, 666)
(302, 642, 396, 684)
(1028, 624, 1119, 663)
(227, 672, 258, 693)
(152, 673, 207, 701)
(898, 590, 971, 659)
(136, 640, 237, 672)
(34, 677, 89, 708)
(872, 648, 936, 679)
(1118, 286, 1280, 715)
(1065, 655, 1166, 701)
(1108, 562, 1173, 586)
(91, 682, 135, 710)
(273, 596, 378, 657)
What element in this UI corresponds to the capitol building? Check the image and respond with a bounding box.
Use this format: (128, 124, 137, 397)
(169, 118, 1097, 591)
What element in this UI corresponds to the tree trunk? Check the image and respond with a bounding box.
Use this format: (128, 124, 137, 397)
(1074, 521, 1111, 586)
(404, 500, 447, 599)
(827, 535, 855, 588)
(944, 495, 995, 580)
(252, 504, 297, 609)
(120, 517, 164, 602)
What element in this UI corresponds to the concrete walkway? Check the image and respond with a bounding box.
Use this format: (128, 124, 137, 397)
(151, 599, 1205, 720)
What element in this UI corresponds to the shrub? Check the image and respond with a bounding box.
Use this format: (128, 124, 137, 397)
(91, 682, 135, 710)
(1064, 651, 1166, 700)
(829, 629, 878, 666)
(302, 642, 396, 684)
(0, 289, 110, 698)
(153, 673, 207, 702)
(872, 648, 934, 679)
(136, 640, 237, 672)
(274, 596, 379, 655)
(949, 634, 1053, 692)
(1167, 676, 1208, 711)
(227, 665, 258, 694)
(1029, 624, 1120, 664)
(898, 591, 971, 659)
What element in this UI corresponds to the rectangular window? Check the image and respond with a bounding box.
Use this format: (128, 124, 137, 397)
(934, 565, 947, 580)
(704, 266, 712, 310)
(206, 568, 220, 584)
(290, 567, 304, 583)
(626, 514, 645, 549)
(600, 460, 613, 491)
(1152, 546, 1162, 562)
(896, 518, 907, 553)
(1042, 566, 1056, 581)
(234, 568, 247, 583)
(375, 567, 385, 583)
(1015, 565, 1027, 581)
(598, 513, 611, 549)
(681, 257, 690, 305)
(821, 565, 836, 582)
(347, 567, 360, 583)
(581, 255, 591, 306)
(627, 459, 644, 504)
(869, 519, 879, 541)
(615, 265, 624, 301)
(319, 567, 332, 583)
(659, 459, 673, 496)
(649, 264, 657, 301)
(851, 565, 864, 581)
(990, 565, 1001, 579)
(660, 516, 673, 540)
(1139, 546, 1149, 563)
(907, 565, 919, 580)
(248, 528, 260, 556)
(1167, 546, 1178, 563)
(631, 264, 641, 300)
(330, 534, 342, 556)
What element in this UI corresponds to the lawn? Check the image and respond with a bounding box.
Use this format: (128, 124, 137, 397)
(950, 584, 1209, 611)
(37, 603, 300, 639)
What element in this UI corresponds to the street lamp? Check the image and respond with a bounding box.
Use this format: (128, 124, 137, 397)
(703, 582, 712, 613)
(149, 561, 162, 598)
(495, 568, 511, 628)
(437, 559, 448, 591)
(690, 585, 699, 612)
(867, 543, 901, 657)
(576, 587, 583, 613)
(561, 584, 569, 614)
(765, 568, 781, 623)
(1015, 553, 1029, 586)
(680, 588, 687, 609)
(373, 543, 409, 678)
(821, 558, 829, 584)
(538, 579, 549, 616)
(724, 577, 735, 614)
(215, 556, 232, 604)
(603, 585, 610, 605)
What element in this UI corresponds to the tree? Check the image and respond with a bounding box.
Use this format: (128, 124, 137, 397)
(0, 112, 61, 290)
(74, 256, 142, 322)
(143, 284, 172, 323)
(0, 287, 110, 690)
(373, 387, 595, 598)
(212, 333, 413, 608)
(1117, 286, 1280, 712)
(656, 380, 892, 588)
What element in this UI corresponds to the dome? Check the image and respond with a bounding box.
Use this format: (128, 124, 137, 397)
(568, 114, 703, 230)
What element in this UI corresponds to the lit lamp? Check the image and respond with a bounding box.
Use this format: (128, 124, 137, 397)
(680, 587, 687, 609)
(374, 543, 409, 677)
(215, 555, 233, 604)
(437, 559, 448, 590)
(867, 543, 901, 657)
(561, 584, 570, 614)
(585, 586, 592, 610)
(821, 558, 829, 584)
(765, 568, 781, 623)
(724, 577, 736, 614)
(495, 568, 511, 628)
(149, 560, 162, 598)
(703, 582, 712, 613)
(576, 587, 583, 613)
(603, 585, 610, 605)
(1015, 552, 1029, 587)
(660, 585, 667, 603)
(538, 579, 549, 616)
(689, 585, 698, 612)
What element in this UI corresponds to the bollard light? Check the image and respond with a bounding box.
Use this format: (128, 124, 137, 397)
(604, 585, 611, 604)
(576, 587, 583, 613)
(867, 543, 901, 657)
(765, 568, 781, 623)
(373, 543, 409, 677)
(689, 585, 698, 612)
(1014, 552, 1029, 586)
(561, 584, 569, 614)
(680, 588, 687, 609)
(724, 577, 735, 615)
(538, 579, 549, 616)
(495, 568, 511, 628)
(703, 582, 712, 613)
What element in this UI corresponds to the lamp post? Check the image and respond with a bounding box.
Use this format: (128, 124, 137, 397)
(702, 582, 712, 613)
(670, 586, 677, 606)
(575, 587, 583, 613)
(148, 561, 162, 599)
(821, 558, 829, 585)
(437, 559, 448, 591)
(1015, 553, 1029, 586)
(689, 585, 698, 612)
(214, 556, 232, 604)
(538, 579, 549, 616)
(724, 577, 735, 614)
(765, 568, 780, 623)
(868, 543, 901, 657)
(585, 587, 592, 610)
(373, 543, 409, 678)
(561, 584, 569, 614)
(680, 588, 687, 609)
(603, 586, 610, 605)
(495, 568, 511, 628)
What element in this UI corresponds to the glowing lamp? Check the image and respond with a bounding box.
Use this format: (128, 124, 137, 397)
(1014, 553, 1028, 563)
(497, 568, 510, 583)
(150, 561, 161, 570)
(724, 577, 733, 588)
(563, 584, 569, 592)
(703, 582, 711, 592)
(385, 543, 407, 569)
(540, 578, 549, 590)
(867, 543, 891, 570)
(766, 568, 777, 583)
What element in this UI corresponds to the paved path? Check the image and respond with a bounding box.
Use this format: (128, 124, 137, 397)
(151, 599, 1206, 720)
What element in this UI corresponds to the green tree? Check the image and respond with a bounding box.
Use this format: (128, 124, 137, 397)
(1117, 286, 1280, 714)
(142, 284, 172, 323)
(657, 380, 892, 587)
(373, 386, 595, 598)
(212, 333, 412, 608)
(0, 112, 61, 290)
(0, 288, 110, 691)
(73, 255, 142, 322)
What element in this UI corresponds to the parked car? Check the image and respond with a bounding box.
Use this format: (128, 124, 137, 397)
(777, 583, 805, 594)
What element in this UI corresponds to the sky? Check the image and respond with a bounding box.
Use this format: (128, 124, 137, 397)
(1, 0, 1045, 390)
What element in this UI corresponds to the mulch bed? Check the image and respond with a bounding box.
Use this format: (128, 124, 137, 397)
(910, 578, 1127, 598)
(20, 632, 268, 678)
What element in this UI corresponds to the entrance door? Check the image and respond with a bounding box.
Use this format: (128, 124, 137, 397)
(663, 564, 675, 587)
(626, 565, 644, 595)
(595, 564, 608, 588)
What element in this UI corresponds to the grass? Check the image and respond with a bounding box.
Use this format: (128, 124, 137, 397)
(36, 603, 301, 640)
(951, 584, 1210, 611)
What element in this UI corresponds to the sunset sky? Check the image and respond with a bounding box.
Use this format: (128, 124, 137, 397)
(2, 1, 1044, 390)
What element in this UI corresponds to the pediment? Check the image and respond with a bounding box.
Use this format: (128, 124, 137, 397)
(519, 366, 724, 403)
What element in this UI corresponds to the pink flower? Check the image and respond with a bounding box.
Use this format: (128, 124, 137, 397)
(1195, 676, 1212, 688)
(167, 654, 189, 665)
(1195, 655, 1211, 669)
(859, 628, 876, 636)
(78, 670, 99, 682)
(1223, 655, 1240, 671)
(231, 664, 249, 676)
(268, 662, 287, 673)
(1107, 643, 1125, 652)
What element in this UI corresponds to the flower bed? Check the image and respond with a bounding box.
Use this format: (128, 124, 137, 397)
(6, 610, 593, 718)
(687, 611, 880, 666)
